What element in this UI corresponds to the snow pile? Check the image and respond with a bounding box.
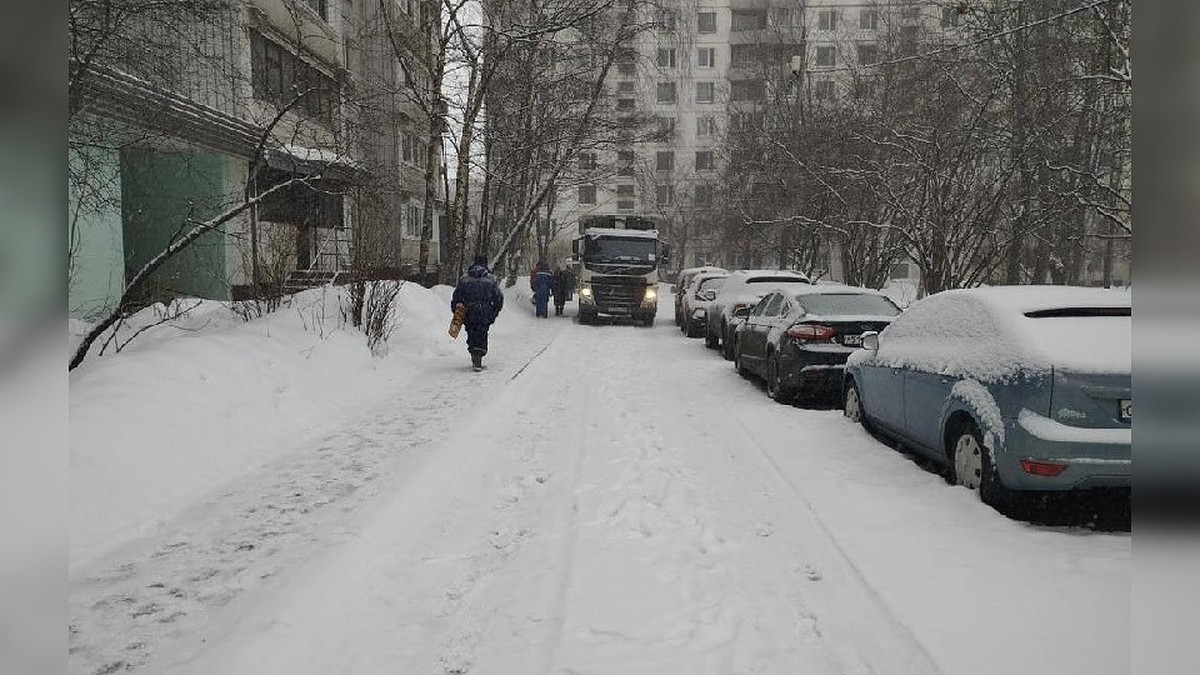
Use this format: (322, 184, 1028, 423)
(851, 286, 1132, 382)
(69, 283, 459, 570)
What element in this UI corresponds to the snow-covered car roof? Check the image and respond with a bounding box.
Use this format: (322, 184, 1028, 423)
(853, 285, 1131, 380)
(953, 285, 1130, 314)
(728, 269, 811, 282)
(583, 227, 659, 239)
(687, 271, 730, 289)
(679, 265, 727, 277)
(782, 284, 888, 297)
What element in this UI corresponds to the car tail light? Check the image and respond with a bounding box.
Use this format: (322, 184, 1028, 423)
(788, 324, 836, 341)
(1020, 459, 1068, 477)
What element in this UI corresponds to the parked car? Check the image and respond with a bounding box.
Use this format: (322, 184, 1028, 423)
(680, 272, 729, 338)
(734, 286, 901, 402)
(842, 286, 1131, 508)
(673, 266, 727, 326)
(705, 270, 811, 360)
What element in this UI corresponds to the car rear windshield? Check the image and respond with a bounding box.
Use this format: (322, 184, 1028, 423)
(795, 293, 901, 316)
(1024, 307, 1131, 318)
(746, 276, 807, 285)
(698, 277, 726, 290)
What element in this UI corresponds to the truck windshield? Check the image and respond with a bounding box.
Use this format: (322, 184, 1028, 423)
(585, 237, 656, 263)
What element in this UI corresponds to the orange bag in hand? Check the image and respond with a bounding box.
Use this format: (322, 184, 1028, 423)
(448, 303, 468, 339)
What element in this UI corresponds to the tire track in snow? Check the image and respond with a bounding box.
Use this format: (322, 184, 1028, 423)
(731, 415, 946, 675)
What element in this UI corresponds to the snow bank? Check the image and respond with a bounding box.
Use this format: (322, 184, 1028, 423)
(69, 283, 458, 570)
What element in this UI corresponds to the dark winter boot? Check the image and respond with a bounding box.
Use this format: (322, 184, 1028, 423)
(471, 351, 483, 371)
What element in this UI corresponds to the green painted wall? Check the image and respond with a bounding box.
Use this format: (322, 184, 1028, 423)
(120, 148, 235, 302)
(68, 143, 125, 320)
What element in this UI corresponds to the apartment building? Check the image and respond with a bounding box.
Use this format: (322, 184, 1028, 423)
(68, 0, 443, 318)
(544, 2, 960, 278)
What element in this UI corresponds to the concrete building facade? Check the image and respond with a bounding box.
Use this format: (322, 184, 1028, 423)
(68, 0, 445, 319)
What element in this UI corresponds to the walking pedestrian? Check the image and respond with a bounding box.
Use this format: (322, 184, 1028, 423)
(531, 259, 553, 318)
(552, 264, 574, 316)
(451, 254, 505, 371)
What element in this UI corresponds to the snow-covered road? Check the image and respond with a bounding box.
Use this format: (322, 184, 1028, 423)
(69, 291, 1129, 675)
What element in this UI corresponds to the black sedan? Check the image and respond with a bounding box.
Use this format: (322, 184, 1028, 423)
(733, 286, 901, 403)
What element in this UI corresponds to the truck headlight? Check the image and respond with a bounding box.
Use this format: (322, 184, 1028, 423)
(644, 287, 657, 302)
(580, 286, 593, 301)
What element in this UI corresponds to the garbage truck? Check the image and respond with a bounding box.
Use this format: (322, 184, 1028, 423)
(571, 215, 669, 326)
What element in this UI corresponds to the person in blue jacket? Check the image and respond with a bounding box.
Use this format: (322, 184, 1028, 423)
(531, 259, 554, 318)
(451, 254, 505, 371)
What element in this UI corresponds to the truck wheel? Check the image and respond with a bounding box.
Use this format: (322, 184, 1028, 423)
(578, 310, 594, 325)
(643, 315, 655, 327)
(705, 329, 720, 349)
(686, 320, 702, 338)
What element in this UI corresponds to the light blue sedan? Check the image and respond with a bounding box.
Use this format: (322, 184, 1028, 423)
(842, 286, 1131, 507)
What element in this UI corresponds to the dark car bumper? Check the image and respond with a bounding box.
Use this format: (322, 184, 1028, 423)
(778, 344, 857, 394)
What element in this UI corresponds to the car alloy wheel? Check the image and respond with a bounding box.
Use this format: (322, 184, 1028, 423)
(844, 382, 864, 424)
(734, 346, 751, 377)
(953, 429, 985, 492)
(948, 420, 1016, 509)
(766, 356, 791, 403)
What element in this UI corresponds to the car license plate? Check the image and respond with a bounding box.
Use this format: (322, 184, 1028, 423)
(843, 334, 863, 346)
(1119, 399, 1131, 420)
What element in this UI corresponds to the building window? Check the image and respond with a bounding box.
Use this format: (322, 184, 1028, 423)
(860, 9, 879, 30)
(694, 183, 713, 206)
(578, 151, 597, 170)
(697, 47, 715, 68)
(697, 11, 717, 33)
(656, 184, 674, 205)
(304, 0, 328, 21)
(657, 81, 677, 104)
(654, 116, 676, 141)
(578, 185, 597, 204)
(617, 184, 635, 198)
(658, 10, 677, 32)
(815, 45, 836, 67)
(817, 9, 837, 31)
(616, 47, 636, 75)
(250, 30, 339, 126)
(657, 48, 677, 68)
(730, 79, 765, 101)
(617, 199, 634, 211)
(405, 204, 421, 238)
(731, 10, 766, 31)
(656, 151, 674, 171)
(771, 8, 798, 27)
(857, 43, 879, 66)
(617, 81, 634, 95)
(696, 116, 717, 138)
(941, 6, 962, 28)
(616, 97, 636, 111)
(813, 79, 835, 99)
(617, 149, 635, 176)
(695, 151, 714, 171)
(695, 81, 715, 103)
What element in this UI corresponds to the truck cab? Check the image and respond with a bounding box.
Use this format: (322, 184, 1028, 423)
(571, 215, 669, 326)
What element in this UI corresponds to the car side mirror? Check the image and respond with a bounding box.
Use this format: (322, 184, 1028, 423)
(862, 331, 879, 351)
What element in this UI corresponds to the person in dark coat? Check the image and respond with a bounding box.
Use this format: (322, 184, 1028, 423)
(531, 259, 554, 318)
(552, 264, 574, 316)
(451, 254, 505, 370)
